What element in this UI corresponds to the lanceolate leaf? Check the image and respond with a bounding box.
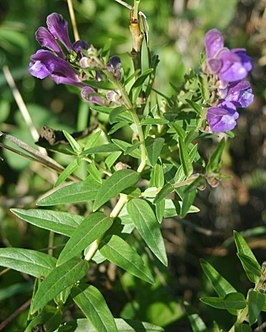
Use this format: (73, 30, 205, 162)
(248, 290, 265, 325)
(93, 169, 140, 211)
(99, 235, 154, 283)
(178, 137, 193, 178)
(146, 137, 165, 166)
(57, 212, 113, 265)
(31, 257, 88, 314)
(184, 302, 207, 332)
(127, 198, 167, 266)
(200, 259, 236, 297)
(0, 248, 56, 278)
(234, 231, 261, 283)
(200, 292, 246, 311)
(11, 209, 83, 237)
(73, 285, 118, 332)
(37, 177, 101, 206)
(59, 318, 164, 332)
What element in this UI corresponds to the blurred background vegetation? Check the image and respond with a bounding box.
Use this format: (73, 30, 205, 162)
(0, 0, 265, 330)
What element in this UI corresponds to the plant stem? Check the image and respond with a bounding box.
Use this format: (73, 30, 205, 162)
(67, 0, 80, 41)
(84, 194, 128, 261)
(91, 57, 147, 173)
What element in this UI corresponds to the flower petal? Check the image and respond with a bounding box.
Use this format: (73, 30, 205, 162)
(207, 102, 239, 132)
(46, 13, 72, 52)
(225, 81, 254, 108)
(205, 29, 224, 59)
(35, 27, 64, 57)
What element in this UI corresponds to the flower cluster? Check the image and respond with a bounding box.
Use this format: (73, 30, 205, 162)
(29, 13, 121, 105)
(205, 29, 254, 132)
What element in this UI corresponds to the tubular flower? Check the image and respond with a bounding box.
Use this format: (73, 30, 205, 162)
(204, 29, 253, 132)
(29, 12, 101, 104)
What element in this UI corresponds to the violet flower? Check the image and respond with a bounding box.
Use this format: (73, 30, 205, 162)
(207, 101, 239, 132)
(204, 29, 254, 132)
(29, 12, 101, 104)
(205, 29, 252, 82)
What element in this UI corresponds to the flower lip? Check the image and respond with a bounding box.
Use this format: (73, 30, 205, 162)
(35, 27, 64, 57)
(46, 12, 72, 52)
(205, 29, 224, 59)
(207, 101, 239, 132)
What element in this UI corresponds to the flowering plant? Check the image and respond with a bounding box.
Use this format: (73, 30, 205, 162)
(1, 2, 265, 331)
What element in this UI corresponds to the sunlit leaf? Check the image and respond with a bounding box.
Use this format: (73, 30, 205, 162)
(99, 235, 154, 283)
(73, 285, 117, 332)
(93, 169, 140, 211)
(0, 248, 56, 278)
(31, 257, 88, 314)
(57, 212, 113, 265)
(127, 198, 167, 266)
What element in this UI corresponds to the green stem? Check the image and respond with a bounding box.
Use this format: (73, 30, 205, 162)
(91, 57, 147, 173)
(133, 0, 140, 20)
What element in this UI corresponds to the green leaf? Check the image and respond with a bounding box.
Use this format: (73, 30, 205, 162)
(112, 139, 140, 158)
(0, 282, 33, 301)
(184, 302, 207, 332)
(93, 169, 140, 211)
(54, 158, 80, 187)
(127, 198, 167, 266)
(146, 137, 165, 166)
(180, 188, 197, 217)
(185, 99, 202, 115)
(141, 118, 169, 125)
(99, 235, 154, 283)
(129, 68, 153, 103)
(73, 285, 118, 332)
(63, 130, 82, 155)
(248, 290, 265, 325)
(105, 151, 122, 169)
(200, 259, 236, 298)
(150, 163, 164, 189)
(200, 292, 246, 311)
(235, 324, 252, 332)
(37, 177, 101, 206)
(0, 248, 56, 278)
(206, 138, 226, 173)
(154, 183, 174, 204)
(31, 257, 88, 314)
(57, 212, 113, 265)
(82, 143, 120, 156)
(234, 231, 261, 283)
(11, 209, 82, 237)
(58, 318, 164, 332)
(178, 137, 193, 178)
(87, 161, 102, 183)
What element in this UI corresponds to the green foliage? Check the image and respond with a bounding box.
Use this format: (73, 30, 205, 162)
(0, 1, 263, 331)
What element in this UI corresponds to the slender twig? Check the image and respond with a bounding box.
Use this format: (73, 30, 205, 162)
(3, 66, 41, 148)
(0, 299, 31, 331)
(114, 0, 132, 10)
(67, 0, 80, 41)
(0, 268, 10, 277)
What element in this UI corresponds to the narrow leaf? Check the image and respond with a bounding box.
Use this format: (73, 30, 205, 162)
(59, 318, 164, 332)
(200, 259, 236, 298)
(37, 177, 101, 206)
(73, 285, 117, 332)
(63, 130, 82, 155)
(11, 209, 82, 237)
(127, 198, 167, 266)
(54, 158, 79, 187)
(146, 137, 165, 166)
(234, 231, 261, 283)
(200, 292, 246, 311)
(235, 324, 252, 332)
(206, 138, 226, 173)
(31, 257, 88, 313)
(248, 290, 265, 325)
(184, 302, 207, 332)
(99, 235, 154, 283)
(0, 248, 56, 278)
(93, 169, 140, 211)
(57, 212, 113, 265)
(178, 137, 193, 178)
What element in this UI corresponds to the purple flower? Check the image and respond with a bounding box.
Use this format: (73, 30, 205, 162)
(205, 29, 252, 82)
(207, 101, 239, 132)
(218, 49, 252, 82)
(29, 50, 83, 86)
(35, 27, 64, 57)
(222, 81, 254, 108)
(46, 13, 72, 52)
(107, 56, 122, 81)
